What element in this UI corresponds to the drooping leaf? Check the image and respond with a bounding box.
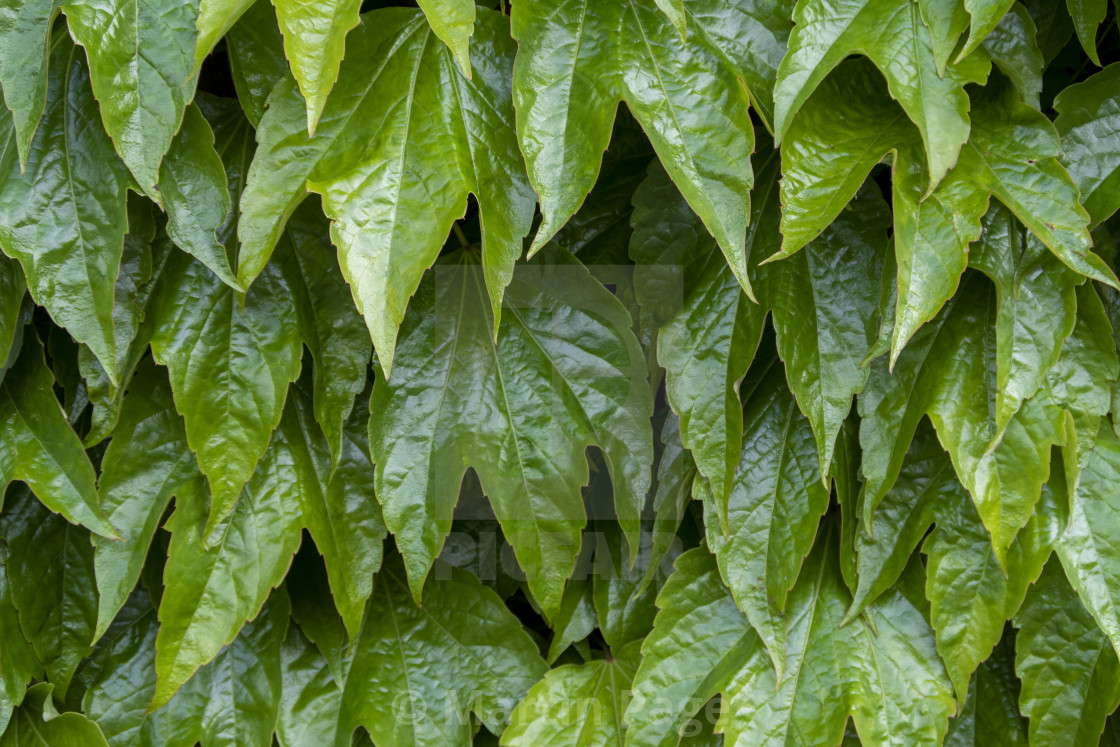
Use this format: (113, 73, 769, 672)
(626, 538, 954, 747)
(237, 6, 535, 374)
(193, 0, 255, 68)
(225, 0, 288, 127)
(0, 256, 26, 381)
(1066, 0, 1107, 63)
(0, 334, 115, 537)
(148, 248, 302, 537)
(0, 28, 131, 383)
(960, 0, 1016, 59)
(774, 0, 990, 190)
(61, 0, 200, 197)
(369, 248, 652, 619)
(158, 102, 238, 289)
(0, 545, 39, 734)
(276, 624, 340, 747)
(510, 0, 792, 295)
(1015, 559, 1120, 747)
(274, 200, 371, 464)
(0, 0, 59, 168)
(1055, 422, 1120, 659)
(271, 0, 361, 134)
(0, 682, 108, 746)
(0, 484, 97, 698)
(336, 555, 548, 747)
(943, 634, 1029, 746)
(416, 0, 475, 76)
(502, 642, 641, 747)
(981, 3, 1043, 109)
(151, 401, 307, 709)
(92, 359, 199, 639)
(702, 355, 828, 677)
(1054, 63, 1120, 227)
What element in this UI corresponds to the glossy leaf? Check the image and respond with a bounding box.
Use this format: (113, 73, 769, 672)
(369, 249, 652, 619)
(0, 29, 131, 382)
(1054, 63, 1120, 226)
(0, 683, 108, 746)
(0, 334, 115, 537)
(337, 556, 548, 747)
(0, 0, 59, 167)
(62, 0, 200, 196)
(417, 0, 475, 75)
(238, 7, 535, 374)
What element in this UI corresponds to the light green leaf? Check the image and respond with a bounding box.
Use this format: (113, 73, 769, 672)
(238, 7, 535, 375)
(149, 248, 302, 538)
(0, 485, 97, 699)
(274, 200, 371, 464)
(1067, 0, 1107, 63)
(1015, 559, 1120, 747)
(416, 0, 475, 76)
(511, 0, 790, 295)
(0, 0, 59, 167)
(703, 356, 829, 677)
(502, 642, 641, 747)
(194, 0, 255, 68)
(92, 359, 199, 639)
(959, 0, 1016, 59)
(0, 334, 115, 538)
(0, 28, 131, 383)
(62, 0, 200, 197)
(916, 0, 968, 75)
(152, 403, 306, 709)
(1055, 423, 1120, 659)
(337, 556, 547, 747)
(272, 0, 361, 134)
(1054, 63, 1120, 226)
(369, 249, 652, 619)
(775, 0, 990, 191)
(943, 635, 1029, 746)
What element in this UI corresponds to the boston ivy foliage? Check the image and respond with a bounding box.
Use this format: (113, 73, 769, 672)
(1, 0, 1120, 745)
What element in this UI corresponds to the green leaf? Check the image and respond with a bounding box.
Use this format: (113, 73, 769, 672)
(149, 248, 302, 537)
(860, 274, 1067, 563)
(510, 0, 788, 295)
(981, 3, 1043, 109)
(62, 0, 200, 197)
(277, 624, 340, 747)
(917, 0, 968, 75)
(225, 0, 288, 127)
(238, 7, 535, 374)
(0, 0, 59, 167)
(1066, 0, 1107, 64)
(960, 0, 1016, 59)
(626, 537, 954, 747)
(416, 0, 475, 76)
(944, 635, 1029, 746)
(337, 556, 547, 747)
(502, 642, 641, 747)
(924, 478, 1058, 702)
(0, 256, 26, 381)
(1015, 559, 1120, 747)
(0, 485, 97, 698)
(1054, 63, 1120, 226)
(272, 0, 361, 134)
(283, 377, 385, 639)
(369, 249, 652, 619)
(761, 182, 889, 472)
(81, 589, 288, 747)
(0, 544, 39, 735)
(630, 159, 764, 512)
(703, 355, 829, 677)
(591, 525, 659, 651)
(1055, 422, 1120, 659)
(0, 334, 115, 537)
(775, 0, 990, 191)
(274, 200, 371, 465)
(193, 0, 254, 68)
(158, 102, 238, 289)
(0, 682, 108, 746)
(92, 359, 199, 639)
(151, 401, 307, 709)
(644, 413, 696, 589)
(0, 28, 131, 383)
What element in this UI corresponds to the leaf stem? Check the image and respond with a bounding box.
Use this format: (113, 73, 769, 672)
(452, 222, 473, 251)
